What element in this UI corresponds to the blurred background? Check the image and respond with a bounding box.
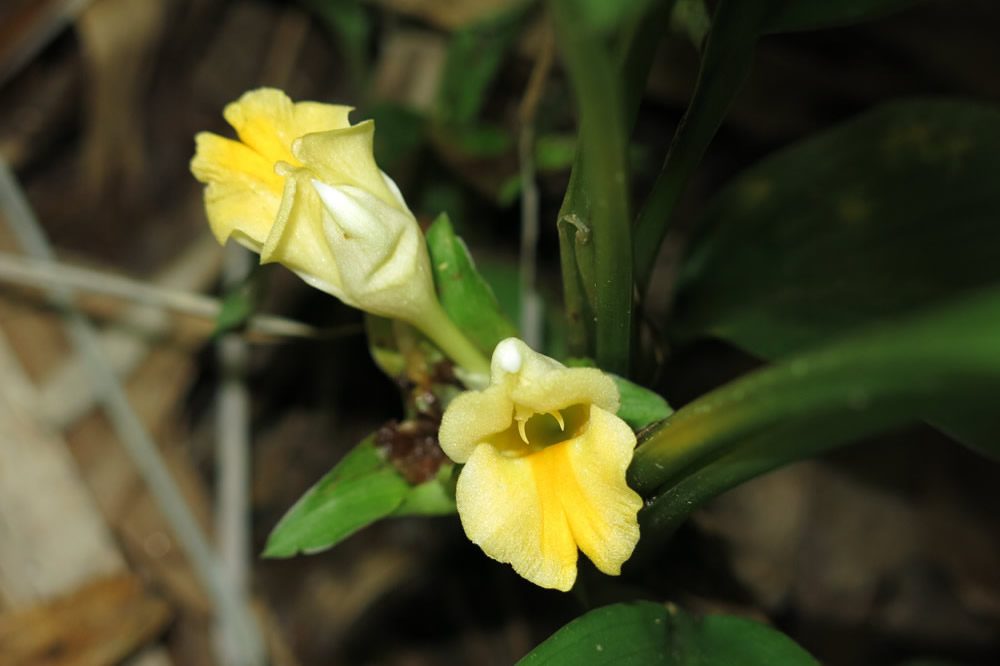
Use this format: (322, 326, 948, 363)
(1, 0, 999, 664)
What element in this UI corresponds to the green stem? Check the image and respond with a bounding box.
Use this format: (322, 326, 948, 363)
(415, 300, 491, 376)
(551, 1, 637, 374)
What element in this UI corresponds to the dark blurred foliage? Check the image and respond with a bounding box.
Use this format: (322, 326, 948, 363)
(1, 0, 999, 664)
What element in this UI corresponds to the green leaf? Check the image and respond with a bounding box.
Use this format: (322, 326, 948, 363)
(535, 134, 578, 171)
(393, 465, 458, 516)
(364, 314, 406, 379)
(426, 212, 518, 355)
(213, 264, 263, 337)
(691, 614, 820, 665)
(572, 0, 653, 35)
(633, 0, 774, 290)
(674, 101, 1000, 358)
(669, 0, 710, 49)
(612, 374, 673, 430)
(566, 358, 673, 430)
(435, 0, 538, 126)
(517, 601, 817, 665)
(263, 437, 410, 557)
(364, 103, 425, 169)
(300, 0, 372, 86)
(633, 0, 928, 290)
(764, 0, 927, 33)
(437, 123, 513, 158)
(631, 287, 1000, 539)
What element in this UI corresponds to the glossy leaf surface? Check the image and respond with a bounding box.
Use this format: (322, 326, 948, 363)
(518, 601, 817, 665)
(632, 288, 1000, 540)
(263, 438, 410, 557)
(674, 101, 1000, 358)
(426, 212, 518, 355)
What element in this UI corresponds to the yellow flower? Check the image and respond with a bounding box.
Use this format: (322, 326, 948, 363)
(190, 88, 488, 374)
(191, 87, 433, 318)
(438, 338, 642, 591)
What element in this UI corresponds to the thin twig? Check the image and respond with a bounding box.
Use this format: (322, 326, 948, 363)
(516, 22, 554, 350)
(0, 250, 346, 341)
(0, 157, 267, 666)
(215, 244, 254, 666)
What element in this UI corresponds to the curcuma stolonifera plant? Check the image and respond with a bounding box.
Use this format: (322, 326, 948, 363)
(191, 1, 1000, 663)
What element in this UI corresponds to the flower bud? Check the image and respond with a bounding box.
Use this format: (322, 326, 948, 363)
(191, 88, 435, 322)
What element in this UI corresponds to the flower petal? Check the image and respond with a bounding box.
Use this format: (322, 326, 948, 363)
(258, 164, 346, 301)
(292, 121, 402, 210)
(492, 339, 620, 415)
(438, 386, 513, 463)
(222, 88, 352, 166)
(312, 182, 435, 320)
(190, 132, 283, 247)
(457, 444, 578, 591)
(552, 405, 642, 575)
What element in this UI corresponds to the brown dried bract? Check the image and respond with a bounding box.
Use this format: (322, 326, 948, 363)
(375, 416, 448, 484)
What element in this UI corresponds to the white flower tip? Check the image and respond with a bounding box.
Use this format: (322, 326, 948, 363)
(495, 339, 522, 373)
(311, 178, 345, 212)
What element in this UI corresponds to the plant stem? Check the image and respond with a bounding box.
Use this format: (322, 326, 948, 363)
(417, 301, 491, 376)
(551, 0, 635, 374)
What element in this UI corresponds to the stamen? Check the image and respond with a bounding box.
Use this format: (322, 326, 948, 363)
(549, 410, 565, 431)
(517, 418, 529, 444)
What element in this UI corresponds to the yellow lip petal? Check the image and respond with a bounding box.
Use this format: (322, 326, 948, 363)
(457, 444, 578, 591)
(191, 132, 283, 246)
(438, 386, 514, 463)
(222, 88, 353, 166)
(550, 406, 642, 576)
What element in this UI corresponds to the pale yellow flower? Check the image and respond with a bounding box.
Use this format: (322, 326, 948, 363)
(438, 338, 642, 591)
(190, 88, 488, 374)
(190, 87, 435, 320)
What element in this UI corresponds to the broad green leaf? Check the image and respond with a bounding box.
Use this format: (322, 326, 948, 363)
(517, 601, 817, 665)
(764, 0, 927, 33)
(435, 0, 538, 126)
(692, 614, 819, 665)
(614, 375, 673, 430)
(633, 0, 773, 288)
(674, 101, 1000, 358)
(633, 0, 928, 289)
(566, 358, 673, 430)
(392, 465, 458, 516)
(572, 0, 653, 35)
(518, 601, 669, 665)
(264, 437, 410, 557)
(631, 287, 1000, 539)
(426, 212, 518, 355)
(669, 0, 710, 48)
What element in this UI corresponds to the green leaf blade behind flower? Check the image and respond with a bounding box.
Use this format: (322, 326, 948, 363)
(633, 0, 930, 290)
(612, 374, 673, 431)
(435, 0, 538, 127)
(631, 287, 1000, 543)
(516, 601, 818, 665)
(673, 100, 1000, 358)
(264, 434, 458, 558)
(426, 212, 519, 356)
